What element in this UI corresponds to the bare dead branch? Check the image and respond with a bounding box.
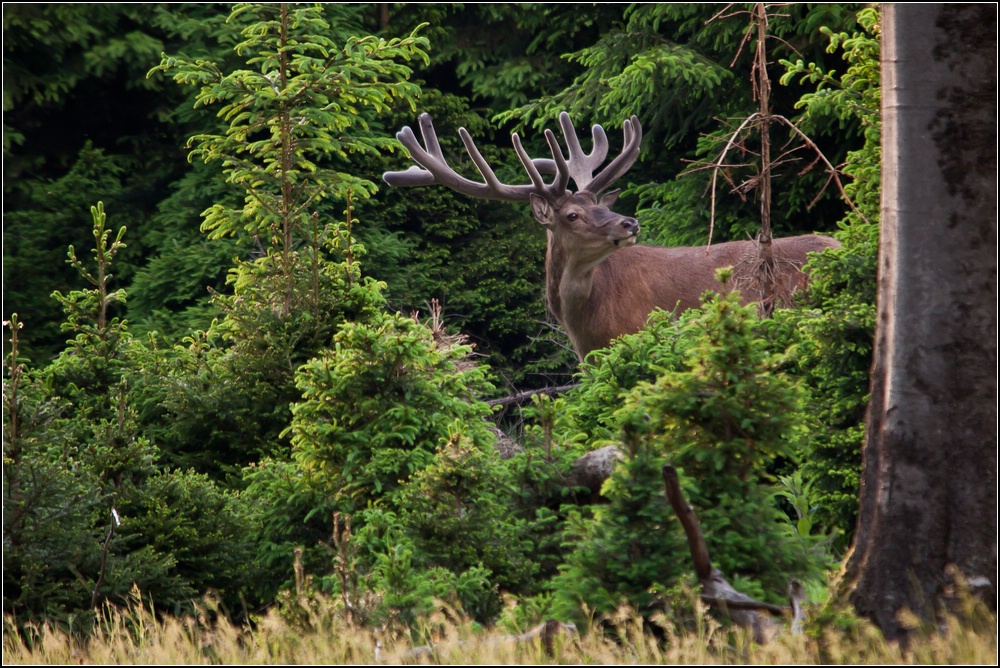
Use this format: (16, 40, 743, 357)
(771, 114, 872, 226)
(704, 112, 761, 247)
(771, 143, 811, 168)
(767, 34, 803, 60)
(706, 3, 744, 25)
(681, 2, 864, 281)
(731, 23, 756, 68)
(662, 466, 713, 580)
(681, 160, 757, 173)
(808, 171, 838, 210)
(486, 384, 579, 408)
(793, 153, 823, 177)
(752, 3, 776, 317)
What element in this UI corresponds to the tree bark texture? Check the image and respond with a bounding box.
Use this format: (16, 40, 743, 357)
(844, 3, 997, 641)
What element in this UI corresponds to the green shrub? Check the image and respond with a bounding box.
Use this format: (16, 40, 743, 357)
(550, 287, 832, 623)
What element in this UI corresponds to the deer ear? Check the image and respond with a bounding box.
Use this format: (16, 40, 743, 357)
(530, 193, 555, 227)
(599, 189, 621, 207)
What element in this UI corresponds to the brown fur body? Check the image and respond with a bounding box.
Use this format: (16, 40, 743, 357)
(547, 234, 841, 358)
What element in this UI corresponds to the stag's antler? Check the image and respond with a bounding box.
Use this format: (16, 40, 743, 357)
(578, 114, 642, 195)
(383, 113, 642, 201)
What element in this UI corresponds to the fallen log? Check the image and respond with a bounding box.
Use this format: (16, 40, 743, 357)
(486, 384, 579, 408)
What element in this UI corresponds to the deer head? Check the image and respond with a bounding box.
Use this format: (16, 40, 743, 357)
(530, 189, 639, 272)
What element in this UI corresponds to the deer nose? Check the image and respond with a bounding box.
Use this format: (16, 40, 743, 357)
(622, 217, 639, 236)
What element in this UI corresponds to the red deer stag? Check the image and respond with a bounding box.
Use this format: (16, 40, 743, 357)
(383, 113, 839, 360)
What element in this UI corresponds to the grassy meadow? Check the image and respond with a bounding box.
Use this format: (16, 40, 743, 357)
(4, 593, 996, 665)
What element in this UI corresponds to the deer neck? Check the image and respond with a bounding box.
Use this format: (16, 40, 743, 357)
(545, 233, 607, 331)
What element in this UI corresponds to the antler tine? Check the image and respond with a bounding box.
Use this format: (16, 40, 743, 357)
(418, 113, 444, 160)
(382, 123, 441, 188)
(461, 127, 565, 195)
(382, 124, 438, 187)
(543, 129, 571, 195)
(511, 132, 546, 191)
(584, 115, 642, 196)
(558, 112, 610, 191)
(383, 163, 438, 187)
(458, 127, 508, 193)
(511, 130, 571, 200)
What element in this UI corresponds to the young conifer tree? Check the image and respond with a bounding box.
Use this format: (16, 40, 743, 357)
(145, 4, 430, 472)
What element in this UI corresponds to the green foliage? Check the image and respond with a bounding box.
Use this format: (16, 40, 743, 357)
(279, 430, 534, 627)
(4, 5, 210, 358)
(3, 148, 144, 360)
(4, 315, 102, 627)
(2, 4, 172, 170)
(780, 7, 882, 136)
(150, 3, 428, 245)
(637, 292, 831, 595)
(4, 205, 254, 628)
(495, 395, 597, 591)
(245, 312, 520, 622)
(135, 3, 431, 475)
(110, 468, 252, 616)
(396, 425, 536, 619)
(498, 3, 862, 140)
(776, 469, 822, 540)
(774, 8, 881, 546)
(389, 5, 626, 115)
(2, 5, 164, 113)
(6, 2, 874, 383)
(550, 289, 831, 623)
(134, 207, 388, 480)
(351, 510, 499, 629)
(778, 221, 877, 547)
(549, 436, 687, 624)
(124, 162, 241, 343)
(566, 309, 695, 442)
(496, 5, 733, 140)
(46, 202, 130, 415)
(288, 311, 494, 512)
(236, 454, 349, 610)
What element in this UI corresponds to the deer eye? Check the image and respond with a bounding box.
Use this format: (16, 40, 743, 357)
(567, 212, 579, 221)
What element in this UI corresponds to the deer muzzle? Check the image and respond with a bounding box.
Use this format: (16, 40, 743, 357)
(614, 217, 640, 246)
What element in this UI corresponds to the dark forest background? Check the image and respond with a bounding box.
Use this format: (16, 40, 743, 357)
(4, 3, 882, 635)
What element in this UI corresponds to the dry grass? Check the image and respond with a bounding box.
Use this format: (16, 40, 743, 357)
(4, 596, 996, 665)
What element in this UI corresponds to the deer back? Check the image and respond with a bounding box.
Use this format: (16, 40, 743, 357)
(556, 234, 840, 357)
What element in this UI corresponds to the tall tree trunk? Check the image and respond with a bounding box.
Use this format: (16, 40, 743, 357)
(842, 3, 997, 642)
